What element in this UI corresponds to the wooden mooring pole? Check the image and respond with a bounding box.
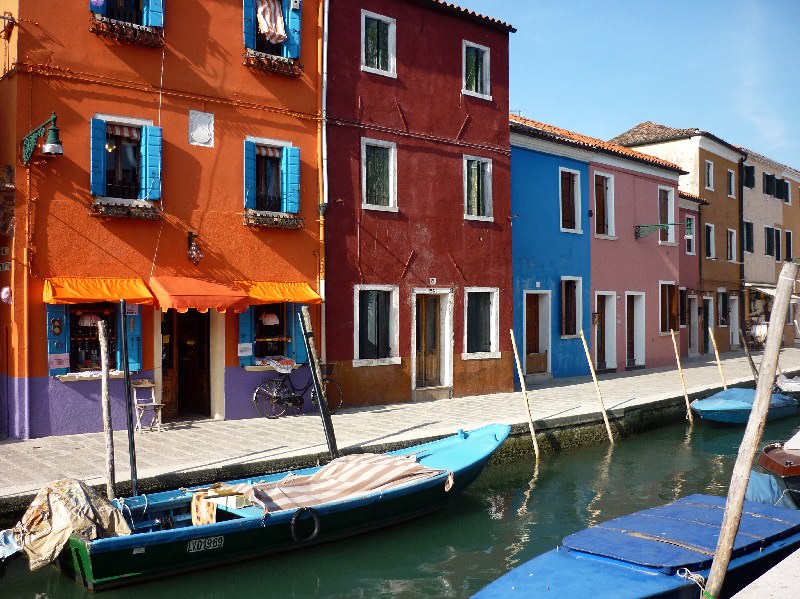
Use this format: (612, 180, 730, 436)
(669, 330, 693, 424)
(579, 330, 614, 445)
(705, 261, 798, 597)
(510, 329, 540, 461)
(708, 325, 727, 389)
(739, 328, 759, 381)
(98, 321, 116, 500)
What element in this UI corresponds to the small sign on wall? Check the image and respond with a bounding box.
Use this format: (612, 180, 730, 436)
(48, 353, 70, 370)
(188, 110, 214, 148)
(237, 343, 253, 357)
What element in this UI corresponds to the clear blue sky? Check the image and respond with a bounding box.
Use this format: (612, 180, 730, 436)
(455, 0, 800, 169)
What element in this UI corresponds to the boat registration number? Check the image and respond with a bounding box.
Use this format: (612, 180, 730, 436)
(187, 536, 224, 553)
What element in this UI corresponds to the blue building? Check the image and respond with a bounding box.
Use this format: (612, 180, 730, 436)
(510, 116, 591, 380)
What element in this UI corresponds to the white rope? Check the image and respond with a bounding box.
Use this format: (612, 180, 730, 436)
(678, 568, 713, 598)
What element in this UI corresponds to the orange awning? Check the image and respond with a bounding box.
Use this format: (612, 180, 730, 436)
(43, 277, 154, 305)
(236, 280, 322, 305)
(149, 276, 250, 313)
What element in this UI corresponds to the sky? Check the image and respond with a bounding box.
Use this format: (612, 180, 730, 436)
(454, 0, 800, 169)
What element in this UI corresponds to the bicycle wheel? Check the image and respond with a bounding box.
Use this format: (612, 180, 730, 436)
(253, 379, 288, 419)
(323, 378, 343, 414)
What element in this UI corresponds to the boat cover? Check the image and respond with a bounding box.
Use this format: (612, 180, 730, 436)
(220, 453, 452, 514)
(785, 427, 800, 450)
(14, 479, 131, 571)
(745, 470, 797, 509)
(692, 387, 798, 411)
(777, 375, 800, 394)
(561, 494, 800, 574)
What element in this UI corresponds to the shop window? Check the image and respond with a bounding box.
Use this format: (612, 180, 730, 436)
(46, 303, 142, 376)
(90, 118, 162, 201)
(243, 140, 300, 214)
(89, 0, 164, 27)
(238, 303, 307, 367)
(243, 0, 301, 60)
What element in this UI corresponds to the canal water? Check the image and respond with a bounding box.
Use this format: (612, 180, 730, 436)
(4, 416, 800, 598)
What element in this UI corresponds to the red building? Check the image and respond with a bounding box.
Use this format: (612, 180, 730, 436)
(323, 0, 515, 404)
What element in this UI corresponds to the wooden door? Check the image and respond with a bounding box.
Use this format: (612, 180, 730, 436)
(626, 295, 635, 366)
(160, 310, 178, 420)
(416, 295, 441, 388)
(525, 294, 547, 373)
(596, 295, 607, 369)
(176, 310, 210, 418)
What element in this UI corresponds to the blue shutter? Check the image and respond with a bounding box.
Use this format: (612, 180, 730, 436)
(46, 304, 70, 376)
(239, 307, 255, 367)
(244, 140, 256, 210)
(89, 0, 107, 16)
(282, 0, 302, 59)
(289, 303, 308, 364)
(140, 125, 162, 201)
(243, 0, 256, 50)
(144, 0, 164, 27)
(117, 307, 143, 372)
(90, 118, 106, 196)
(281, 146, 300, 214)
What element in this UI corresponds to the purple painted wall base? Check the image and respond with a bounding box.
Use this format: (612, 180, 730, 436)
(224, 365, 314, 420)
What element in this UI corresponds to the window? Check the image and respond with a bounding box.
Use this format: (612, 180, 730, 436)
(361, 138, 397, 210)
(45, 302, 142, 376)
(90, 117, 161, 201)
(776, 179, 790, 203)
(361, 10, 396, 76)
(744, 165, 755, 188)
(685, 214, 696, 255)
(705, 160, 714, 190)
(660, 283, 678, 333)
(464, 156, 492, 219)
(658, 187, 675, 243)
(560, 168, 581, 232)
(765, 226, 775, 256)
(727, 228, 736, 262)
(718, 291, 729, 327)
(243, 139, 300, 213)
(89, 0, 163, 27)
(679, 288, 687, 327)
(787, 231, 793, 262)
(776, 227, 782, 262)
(743, 220, 754, 253)
(705, 223, 715, 259)
(243, 0, 301, 60)
(594, 173, 614, 236)
(727, 169, 735, 198)
(464, 288, 499, 357)
(238, 303, 308, 367)
(560, 277, 581, 337)
(763, 173, 776, 196)
(462, 41, 490, 99)
(354, 286, 399, 363)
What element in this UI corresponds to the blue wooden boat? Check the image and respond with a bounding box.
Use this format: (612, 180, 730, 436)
(689, 387, 799, 424)
(474, 494, 800, 598)
(47, 423, 509, 590)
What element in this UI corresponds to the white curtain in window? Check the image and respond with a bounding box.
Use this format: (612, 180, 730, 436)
(257, 0, 287, 44)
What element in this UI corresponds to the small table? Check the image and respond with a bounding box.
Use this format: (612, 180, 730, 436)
(132, 379, 163, 432)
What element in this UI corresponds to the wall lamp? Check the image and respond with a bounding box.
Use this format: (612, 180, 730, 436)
(187, 231, 203, 265)
(21, 112, 63, 165)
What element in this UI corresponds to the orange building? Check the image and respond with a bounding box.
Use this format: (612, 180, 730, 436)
(0, 0, 324, 439)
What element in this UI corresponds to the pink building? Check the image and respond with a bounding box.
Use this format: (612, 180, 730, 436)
(678, 192, 706, 358)
(589, 153, 684, 371)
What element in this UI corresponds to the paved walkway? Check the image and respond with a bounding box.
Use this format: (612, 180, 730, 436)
(2, 347, 800, 517)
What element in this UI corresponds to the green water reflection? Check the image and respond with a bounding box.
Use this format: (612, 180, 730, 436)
(4, 417, 800, 598)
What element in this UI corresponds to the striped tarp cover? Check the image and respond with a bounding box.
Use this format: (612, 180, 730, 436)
(256, 145, 281, 158)
(225, 453, 452, 514)
(256, 0, 287, 44)
(105, 124, 140, 140)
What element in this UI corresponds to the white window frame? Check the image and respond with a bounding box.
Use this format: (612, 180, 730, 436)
(593, 172, 615, 238)
(685, 214, 696, 255)
(352, 284, 401, 367)
(559, 167, 582, 234)
(361, 137, 398, 212)
(705, 223, 716, 259)
(462, 40, 491, 100)
(659, 280, 678, 335)
(727, 169, 736, 198)
(743, 220, 754, 254)
(360, 9, 397, 78)
(705, 160, 714, 191)
(560, 276, 582, 339)
(463, 155, 493, 221)
(462, 287, 500, 360)
(727, 228, 737, 262)
(658, 186, 676, 244)
(764, 225, 775, 257)
(93, 113, 155, 206)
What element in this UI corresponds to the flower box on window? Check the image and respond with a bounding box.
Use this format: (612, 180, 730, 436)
(243, 209, 304, 229)
(89, 0, 164, 47)
(89, 200, 163, 221)
(243, 49, 303, 77)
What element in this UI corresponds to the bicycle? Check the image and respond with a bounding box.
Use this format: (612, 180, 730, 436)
(252, 358, 343, 419)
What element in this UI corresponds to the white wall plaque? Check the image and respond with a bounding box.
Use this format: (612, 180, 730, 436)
(188, 110, 214, 148)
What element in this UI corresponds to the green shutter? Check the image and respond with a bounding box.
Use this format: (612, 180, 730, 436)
(140, 126, 162, 201)
(89, 0, 107, 16)
(281, 146, 300, 213)
(144, 0, 163, 27)
(90, 118, 106, 196)
(282, 0, 302, 60)
(289, 303, 308, 364)
(239, 307, 255, 367)
(243, 0, 255, 49)
(46, 304, 70, 376)
(244, 140, 256, 210)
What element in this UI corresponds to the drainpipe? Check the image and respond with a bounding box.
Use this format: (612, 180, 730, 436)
(318, 0, 330, 363)
(23, 165, 31, 439)
(738, 154, 746, 343)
